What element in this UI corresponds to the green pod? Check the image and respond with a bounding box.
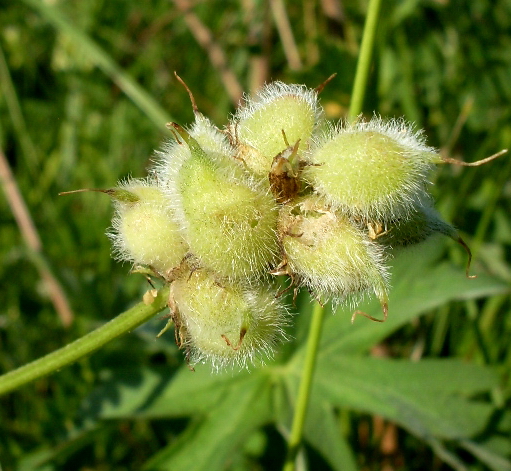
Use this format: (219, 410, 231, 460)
(171, 268, 289, 370)
(277, 196, 389, 312)
(109, 179, 188, 277)
(172, 125, 279, 281)
(304, 117, 438, 222)
(231, 82, 324, 176)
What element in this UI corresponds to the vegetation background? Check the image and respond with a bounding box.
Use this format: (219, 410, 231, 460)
(0, 0, 510, 470)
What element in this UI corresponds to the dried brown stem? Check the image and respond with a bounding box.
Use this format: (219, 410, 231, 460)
(58, 188, 104, 196)
(241, 0, 271, 92)
(174, 71, 199, 114)
(269, 0, 303, 70)
(315, 73, 337, 94)
(351, 302, 388, 323)
(222, 328, 247, 351)
(303, 0, 320, 66)
(442, 149, 508, 167)
(0, 148, 74, 326)
(456, 236, 476, 279)
(173, 0, 243, 106)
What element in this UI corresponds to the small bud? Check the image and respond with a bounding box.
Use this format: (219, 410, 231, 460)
(170, 268, 289, 370)
(304, 117, 438, 222)
(277, 196, 389, 315)
(231, 82, 324, 176)
(109, 179, 188, 277)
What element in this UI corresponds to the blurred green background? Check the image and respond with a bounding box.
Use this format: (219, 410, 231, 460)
(0, 0, 510, 470)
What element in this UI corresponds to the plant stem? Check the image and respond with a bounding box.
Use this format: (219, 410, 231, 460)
(0, 286, 170, 396)
(348, 0, 383, 121)
(283, 302, 325, 471)
(283, 1, 382, 468)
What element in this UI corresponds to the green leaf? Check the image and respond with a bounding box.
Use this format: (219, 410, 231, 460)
(459, 439, 511, 471)
(141, 373, 273, 471)
(303, 400, 358, 471)
(314, 356, 498, 439)
(82, 365, 255, 419)
(16, 447, 57, 471)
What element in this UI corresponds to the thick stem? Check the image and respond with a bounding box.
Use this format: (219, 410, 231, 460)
(348, 0, 383, 121)
(283, 302, 326, 471)
(0, 286, 170, 396)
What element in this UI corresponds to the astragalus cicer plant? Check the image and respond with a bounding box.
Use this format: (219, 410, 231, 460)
(84, 78, 500, 370)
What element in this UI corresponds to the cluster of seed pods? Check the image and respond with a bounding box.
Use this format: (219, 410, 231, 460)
(93, 78, 493, 369)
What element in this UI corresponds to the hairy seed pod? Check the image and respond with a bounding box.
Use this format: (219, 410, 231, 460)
(231, 82, 324, 176)
(304, 117, 438, 222)
(109, 179, 188, 276)
(277, 196, 389, 313)
(170, 268, 289, 370)
(169, 125, 279, 281)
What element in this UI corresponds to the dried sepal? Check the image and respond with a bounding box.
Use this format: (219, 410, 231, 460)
(268, 135, 302, 204)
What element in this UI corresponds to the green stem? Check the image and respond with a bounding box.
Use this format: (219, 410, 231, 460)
(0, 286, 170, 396)
(348, 0, 383, 121)
(283, 1, 382, 468)
(283, 302, 326, 471)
